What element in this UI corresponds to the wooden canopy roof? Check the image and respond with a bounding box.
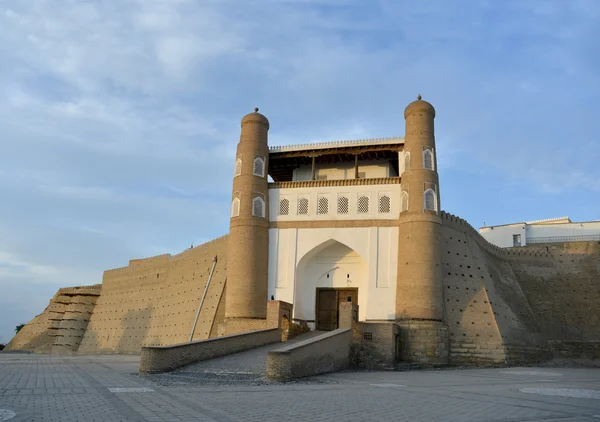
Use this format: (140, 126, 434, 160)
(268, 138, 403, 182)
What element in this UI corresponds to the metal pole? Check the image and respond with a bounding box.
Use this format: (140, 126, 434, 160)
(189, 255, 218, 342)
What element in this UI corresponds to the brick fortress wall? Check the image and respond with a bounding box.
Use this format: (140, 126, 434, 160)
(7, 234, 288, 355)
(509, 241, 600, 342)
(440, 211, 600, 366)
(9, 214, 599, 362)
(76, 235, 228, 354)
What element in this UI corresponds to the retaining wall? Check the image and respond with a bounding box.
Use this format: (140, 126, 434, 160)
(351, 322, 396, 370)
(549, 341, 600, 361)
(139, 328, 281, 373)
(395, 320, 449, 366)
(266, 328, 352, 381)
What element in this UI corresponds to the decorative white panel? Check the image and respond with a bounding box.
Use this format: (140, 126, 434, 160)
(269, 184, 401, 222)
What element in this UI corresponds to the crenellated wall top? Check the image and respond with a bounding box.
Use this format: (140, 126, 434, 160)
(169, 234, 228, 262)
(103, 234, 228, 276)
(129, 254, 171, 266)
(440, 211, 554, 261)
(269, 137, 404, 153)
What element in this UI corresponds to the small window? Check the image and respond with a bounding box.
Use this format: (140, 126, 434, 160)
(279, 199, 289, 216)
(252, 196, 265, 218)
(424, 189, 436, 211)
(337, 196, 349, 214)
(317, 197, 329, 214)
(513, 234, 521, 247)
(253, 157, 265, 177)
(358, 172, 366, 179)
(234, 158, 242, 176)
(423, 149, 434, 170)
(358, 195, 369, 214)
(231, 198, 240, 217)
(404, 153, 410, 172)
(317, 174, 328, 181)
(401, 191, 409, 212)
(379, 195, 391, 213)
(298, 197, 309, 215)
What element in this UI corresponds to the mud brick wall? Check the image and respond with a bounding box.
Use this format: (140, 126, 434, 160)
(509, 242, 600, 342)
(549, 341, 600, 360)
(441, 220, 506, 365)
(394, 320, 449, 365)
(221, 300, 293, 337)
(140, 328, 281, 374)
(441, 212, 548, 365)
(223, 318, 268, 336)
(78, 236, 228, 354)
(440, 211, 599, 366)
(10, 208, 599, 363)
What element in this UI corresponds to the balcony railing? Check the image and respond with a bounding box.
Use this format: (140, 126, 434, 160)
(269, 177, 401, 189)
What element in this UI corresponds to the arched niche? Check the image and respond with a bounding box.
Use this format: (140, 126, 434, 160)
(294, 239, 368, 327)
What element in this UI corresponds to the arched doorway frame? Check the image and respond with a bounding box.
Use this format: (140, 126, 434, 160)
(294, 237, 369, 326)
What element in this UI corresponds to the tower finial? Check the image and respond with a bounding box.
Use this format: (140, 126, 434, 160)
(417, 94, 422, 100)
(254, 107, 259, 113)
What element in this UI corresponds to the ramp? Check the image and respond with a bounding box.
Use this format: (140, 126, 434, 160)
(143, 331, 325, 385)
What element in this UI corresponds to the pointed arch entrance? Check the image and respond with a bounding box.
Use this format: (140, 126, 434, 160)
(294, 239, 367, 330)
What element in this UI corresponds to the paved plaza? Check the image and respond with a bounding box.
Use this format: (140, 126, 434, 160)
(1, 352, 599, 422)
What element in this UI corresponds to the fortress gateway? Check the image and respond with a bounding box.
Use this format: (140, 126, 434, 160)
(7, 97, 600, 369)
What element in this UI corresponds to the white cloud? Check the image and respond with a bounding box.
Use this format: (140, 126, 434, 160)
(0, 250, 60, 278)
(37, 184, 115, 201)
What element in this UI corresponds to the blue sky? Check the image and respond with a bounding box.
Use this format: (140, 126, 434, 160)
(1, 0, 599, 343)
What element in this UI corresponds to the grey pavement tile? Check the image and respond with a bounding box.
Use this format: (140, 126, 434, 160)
(1, 352, 599, 422)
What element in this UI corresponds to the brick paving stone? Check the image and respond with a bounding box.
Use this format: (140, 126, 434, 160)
(0, 352, 599, 421)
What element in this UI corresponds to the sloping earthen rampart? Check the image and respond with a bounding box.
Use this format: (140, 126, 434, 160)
(5, 285, 101, 353)
(440, 211, 600, 366)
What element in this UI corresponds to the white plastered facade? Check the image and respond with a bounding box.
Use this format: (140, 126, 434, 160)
(268, 184, 400, 327)
(266, 140, 404, 328)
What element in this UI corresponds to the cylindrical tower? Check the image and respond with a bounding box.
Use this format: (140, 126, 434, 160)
(396, 95, 443, 320)
(225, 108, 270, 320)
(395, 95, 448, 364)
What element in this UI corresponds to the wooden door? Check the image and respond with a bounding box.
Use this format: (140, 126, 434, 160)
(316, 288, 358, 331)
(316, 289, 338, 331)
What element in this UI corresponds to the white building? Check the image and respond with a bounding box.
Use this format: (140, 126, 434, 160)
(479, 216, 600, 248)
(227, 96, 445, 348)
(266, 138, 406, 329)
